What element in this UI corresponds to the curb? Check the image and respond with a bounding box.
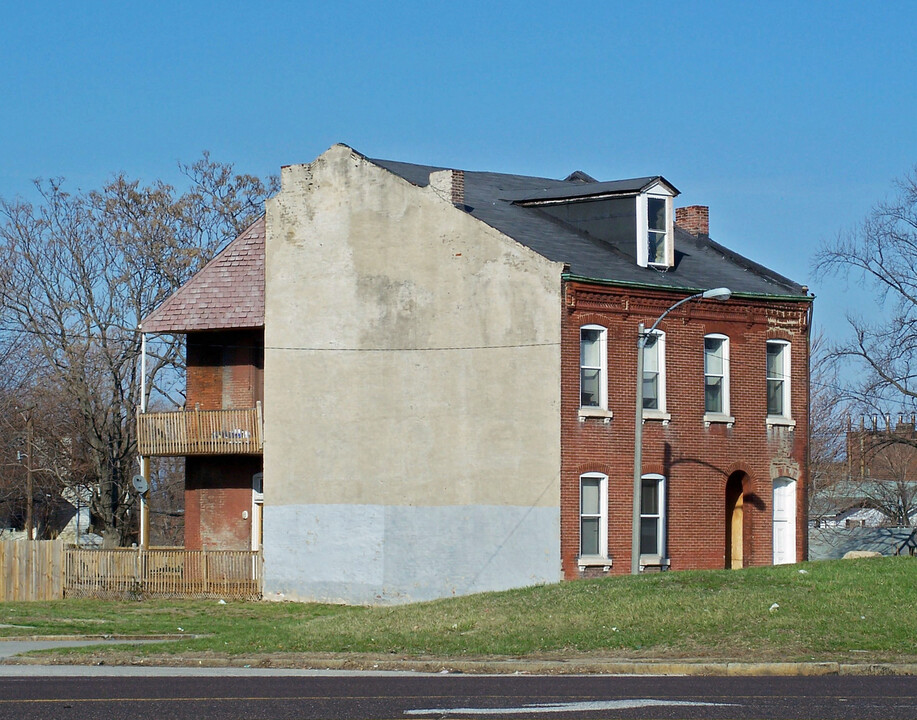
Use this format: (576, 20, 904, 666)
(7, 651, 917, 676)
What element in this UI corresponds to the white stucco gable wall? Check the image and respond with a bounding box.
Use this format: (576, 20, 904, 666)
(262, 145, 563, 604)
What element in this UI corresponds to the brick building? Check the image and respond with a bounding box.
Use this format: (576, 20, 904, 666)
(561, 280, 808, 576)
(140, 220, 266, 553)
(139, 145, 812, 604)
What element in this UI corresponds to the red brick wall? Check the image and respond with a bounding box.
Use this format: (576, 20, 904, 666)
(846, 423, 917, 480)
(184, 456, 262, 550)
(184, 329, 264, 551)
(561, 282, 810, 578)
(186, 329, 264, 410)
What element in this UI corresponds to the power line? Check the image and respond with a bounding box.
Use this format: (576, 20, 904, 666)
(265, 341, 560, 353)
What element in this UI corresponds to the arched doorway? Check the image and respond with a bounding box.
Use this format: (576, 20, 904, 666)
(725, 472, 745, 569)
(772, 477, 797, 565)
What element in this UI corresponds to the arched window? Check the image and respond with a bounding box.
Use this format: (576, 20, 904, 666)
(580, 325, 607, 409)
(579, 472, 608, 560)
(704, 333, 730, 417)
(642, 329, 666, 414)
(640, 473, 666, 562)
(766, 340, 792, 420)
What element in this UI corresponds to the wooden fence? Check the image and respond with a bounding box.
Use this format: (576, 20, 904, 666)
(64, 547, 263, 600)
(0, 542, 262, 601)
(0, 541, 63, 601)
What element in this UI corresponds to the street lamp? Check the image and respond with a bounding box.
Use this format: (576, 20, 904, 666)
(631, 287, 732, 575)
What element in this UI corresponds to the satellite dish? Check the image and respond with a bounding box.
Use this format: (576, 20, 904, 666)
(131, 474, 149, 494)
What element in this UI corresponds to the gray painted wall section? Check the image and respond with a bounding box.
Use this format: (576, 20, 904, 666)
(262, 145, 564, 605)
(264, 504, 560, 604)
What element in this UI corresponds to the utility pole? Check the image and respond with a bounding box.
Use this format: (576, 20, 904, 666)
(25, 414, 33, 540)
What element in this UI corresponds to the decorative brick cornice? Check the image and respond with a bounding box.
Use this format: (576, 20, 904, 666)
(564, 280, 808, 331)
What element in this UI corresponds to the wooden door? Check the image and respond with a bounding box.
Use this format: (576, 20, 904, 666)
(725, 474, 744, 569)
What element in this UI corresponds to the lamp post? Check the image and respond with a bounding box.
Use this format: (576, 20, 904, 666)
(631, 287, 732, 575)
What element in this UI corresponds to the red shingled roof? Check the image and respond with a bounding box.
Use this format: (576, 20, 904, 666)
(140, 216, 265, 333)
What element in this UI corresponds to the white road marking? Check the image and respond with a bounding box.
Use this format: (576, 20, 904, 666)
(406, 698, 733, 714)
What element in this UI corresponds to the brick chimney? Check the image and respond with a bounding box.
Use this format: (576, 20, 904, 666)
(429, 169, 465, 209)
(676, 205, 709, 236)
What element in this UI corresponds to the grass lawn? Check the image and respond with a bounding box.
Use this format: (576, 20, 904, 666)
(1, 557, 915, 664)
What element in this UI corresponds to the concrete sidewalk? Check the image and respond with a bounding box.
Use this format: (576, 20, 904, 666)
(0, 638, 166, 661)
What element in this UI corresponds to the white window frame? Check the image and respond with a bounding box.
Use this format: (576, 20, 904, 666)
(642, 329, 670, 423)
(579, 325, 612, 419)
(636, 192, 674, 268)
(703, 333, 734, 426)
(639, 473, 667, 566)
(766, 340, 794, 427)
(578, 472, 610, 568)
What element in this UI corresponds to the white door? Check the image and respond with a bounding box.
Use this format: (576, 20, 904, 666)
(772, 478, 796, 565)
(252, 472, 264, 552)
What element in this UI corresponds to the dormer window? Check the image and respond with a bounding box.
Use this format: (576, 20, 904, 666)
(511, 175, 678, 270)
(637, 189, 675, 268)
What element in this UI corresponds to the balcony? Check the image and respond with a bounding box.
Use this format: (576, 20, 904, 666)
(137, 403, 263, 456)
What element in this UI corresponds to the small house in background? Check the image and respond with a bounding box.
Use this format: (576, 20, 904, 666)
(139, 145, 811, 605)
(811, 416, 917, 530)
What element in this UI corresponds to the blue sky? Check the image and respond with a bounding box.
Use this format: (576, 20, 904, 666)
(2, 1, 916, 340)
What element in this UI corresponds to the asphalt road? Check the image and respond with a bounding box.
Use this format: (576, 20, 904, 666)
(0, 673, 915, 719)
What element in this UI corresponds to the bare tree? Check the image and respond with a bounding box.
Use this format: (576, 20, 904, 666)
(814, 166, 917, 416)
(0, 341, 82, 536)
(148, 456, 185, 546)
(813, 166, 917, 528)
(808, 332, 851, 525)
(0, 156, 276, 546)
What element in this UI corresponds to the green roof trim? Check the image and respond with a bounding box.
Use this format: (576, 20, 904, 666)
(561, 273, 813, 303)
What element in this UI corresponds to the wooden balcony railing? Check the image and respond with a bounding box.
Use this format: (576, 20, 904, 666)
(137, 402, 263, 456)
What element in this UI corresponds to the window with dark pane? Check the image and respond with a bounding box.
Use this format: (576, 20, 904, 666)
(642, 333, 659, 409)
(580, 328, 603, 407)
(640, 476, 662, 556)
(705, 336, 725, 413)
(766, 341, 786, 416)
(580, 477, 602, 556)
(647, 197, 667, 264)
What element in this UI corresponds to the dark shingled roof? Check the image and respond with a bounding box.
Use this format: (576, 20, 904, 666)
(140, 216, 265, 333)
(141, 152, 808, 335)
(371, 157, 806, 297)
(512, 176, 675, 203)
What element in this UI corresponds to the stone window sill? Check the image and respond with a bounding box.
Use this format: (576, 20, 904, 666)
(579, 407, 613, 423)
(766, 416, 796, 429)
(639, 555, 671, 571)
(642, 409, 672, 425)
(577, 556, 612, 571)
(704, 413, 735, 428)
